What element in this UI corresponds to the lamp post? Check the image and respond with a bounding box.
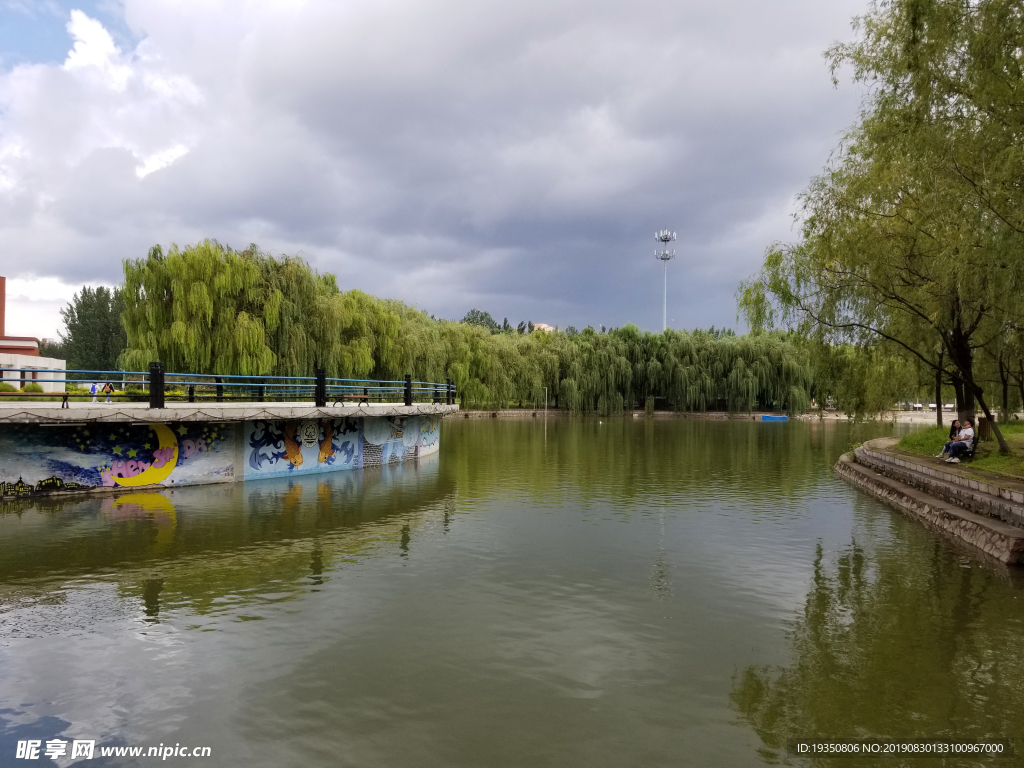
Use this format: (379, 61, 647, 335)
(655, 230, 676, 332)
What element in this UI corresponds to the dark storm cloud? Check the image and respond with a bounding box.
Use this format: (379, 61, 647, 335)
(0, 0, 866, 334)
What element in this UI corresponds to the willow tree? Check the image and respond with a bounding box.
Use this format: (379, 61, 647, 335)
(121, 241, 373, 378)
(739, 0, 1024, 451)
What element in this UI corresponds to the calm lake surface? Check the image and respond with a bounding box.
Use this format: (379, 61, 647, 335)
(2, 418, 1023, 767)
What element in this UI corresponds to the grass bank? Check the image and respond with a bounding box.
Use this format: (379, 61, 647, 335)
(897, 422, 1024, 480)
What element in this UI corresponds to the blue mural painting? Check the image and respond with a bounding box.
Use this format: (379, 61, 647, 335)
(0, 422, 233, 497)
(242, 416, 440, 477)
(244, 418, 363, 478)
(1, 415, 443, 497)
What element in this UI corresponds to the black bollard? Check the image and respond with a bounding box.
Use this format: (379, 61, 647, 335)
(315, 369, 327, 407)
(148, 362, 165, 409)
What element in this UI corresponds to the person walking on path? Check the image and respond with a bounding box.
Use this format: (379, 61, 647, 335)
(102, 382, 114, 403)
(90, 382, 98, 403)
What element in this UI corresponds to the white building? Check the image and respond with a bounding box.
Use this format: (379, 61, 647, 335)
(0, 276, 66, 393)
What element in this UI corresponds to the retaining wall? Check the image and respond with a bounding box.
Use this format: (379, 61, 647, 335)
(0, 414, 442, 498)
(854, 443, 1024, 528)
(835, 440, 1024, 565)
(835, 453, 1024, 564)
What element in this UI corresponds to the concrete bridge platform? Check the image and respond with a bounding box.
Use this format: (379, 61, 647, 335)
(0, 402, 458, 499)
(0, 401, 459, 424)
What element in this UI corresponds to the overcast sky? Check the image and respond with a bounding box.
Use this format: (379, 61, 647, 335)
(0, 0, 866, 339)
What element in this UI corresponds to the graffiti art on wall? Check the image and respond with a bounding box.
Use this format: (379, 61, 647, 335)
(245, 418, 362, 478)
(1, 415, 442, 497)
(243, 417, 440, 476)
(0, 422, 233, 498)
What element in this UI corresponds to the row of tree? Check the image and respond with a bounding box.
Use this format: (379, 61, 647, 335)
(58, 237, 1014, 417)
(107, 241, 812, 414)
(461, 309, 536, 335)
(739, 0, 1024, 451)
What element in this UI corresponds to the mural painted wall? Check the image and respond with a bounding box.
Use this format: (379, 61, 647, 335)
(0, 416, 442, 498)
(244, 416, 439, 478)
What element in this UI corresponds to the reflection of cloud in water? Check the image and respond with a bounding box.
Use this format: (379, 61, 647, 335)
(487, 581, 656, 698)
(0, 453, 452, 756)
(0, 452, 450, 624)
(0, 585, 197, 751)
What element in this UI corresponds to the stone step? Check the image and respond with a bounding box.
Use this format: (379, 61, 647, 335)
(835, 453, 1024, 565)
(855, 443, 1024, 529)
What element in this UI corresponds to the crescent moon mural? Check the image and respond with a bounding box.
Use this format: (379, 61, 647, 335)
(112, 424, 180, 488)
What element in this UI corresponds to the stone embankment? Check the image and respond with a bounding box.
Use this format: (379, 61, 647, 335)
(836, 438, 1024, 565)
(459, 409, 783, 420)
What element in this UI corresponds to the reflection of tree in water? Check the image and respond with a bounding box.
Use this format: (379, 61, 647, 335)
(142, 578, 164, 621)
(649, 512, 673, 601)
(648, 552, 673, 601)
(731, 542, 1024, 765)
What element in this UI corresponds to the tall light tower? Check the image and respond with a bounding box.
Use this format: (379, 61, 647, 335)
(655, 229, 676, 332)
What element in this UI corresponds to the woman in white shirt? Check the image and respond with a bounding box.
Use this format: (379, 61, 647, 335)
(945, 420, 974, 463)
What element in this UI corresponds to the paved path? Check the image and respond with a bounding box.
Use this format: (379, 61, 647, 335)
(0, 401, 459, 424)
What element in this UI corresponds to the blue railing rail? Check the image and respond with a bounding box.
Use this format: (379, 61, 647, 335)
(8, 365, 457, 409)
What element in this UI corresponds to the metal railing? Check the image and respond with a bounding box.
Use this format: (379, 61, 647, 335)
(2, 364, 457, 409)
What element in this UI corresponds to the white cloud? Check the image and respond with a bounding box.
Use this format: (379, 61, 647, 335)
(0, 0, 866, 337)
(2, 276, 116, 338)
(64, 9, 132, 90)
(135, 143, 189, 178)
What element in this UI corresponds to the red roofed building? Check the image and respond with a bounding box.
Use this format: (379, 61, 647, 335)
(0, 276, 67, 392)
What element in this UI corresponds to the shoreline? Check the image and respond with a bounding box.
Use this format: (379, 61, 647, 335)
(457, 408, 963, 422)
(836, 438, 1024, 566)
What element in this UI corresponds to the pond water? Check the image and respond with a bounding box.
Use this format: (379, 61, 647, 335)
(1, 418, 1023, 767)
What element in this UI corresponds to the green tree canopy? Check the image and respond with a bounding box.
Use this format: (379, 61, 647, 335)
(58, 286, 126, 371)
(461, 308, 498, 332)
(739, 0, 1024, 451)
(118, 240, 813, 414)
(121, 241, 374, 378)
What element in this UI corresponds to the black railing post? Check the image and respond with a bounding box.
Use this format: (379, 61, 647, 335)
(215, 376, 223, 402)
(148, 362, 165, 409)
(446, 378, 453, 405)
(404, 374, 413, 406)
(315, 369, 327, 407)
(188, 384, 195, 403)
(258, 380, 265, 403)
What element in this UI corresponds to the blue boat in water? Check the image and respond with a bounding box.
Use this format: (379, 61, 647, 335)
(761, 415, 788, 422)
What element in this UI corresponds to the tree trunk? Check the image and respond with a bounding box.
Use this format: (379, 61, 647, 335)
(1016, 360, 1024, 418)
(953, 379, 967, 422)
(951, 337, 1010, 452)
(935, 352, 943, 428)
(998, 355, 1010, 422)
(946, 331, 976, 425)
(974, 388, 1010, 453)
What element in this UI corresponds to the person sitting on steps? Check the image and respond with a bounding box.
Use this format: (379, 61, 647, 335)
(940, 420, 974, 463)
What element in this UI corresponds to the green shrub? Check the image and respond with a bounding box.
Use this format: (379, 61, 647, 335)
(0, 382, 16, 393)
(22, 382, 44, 393)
